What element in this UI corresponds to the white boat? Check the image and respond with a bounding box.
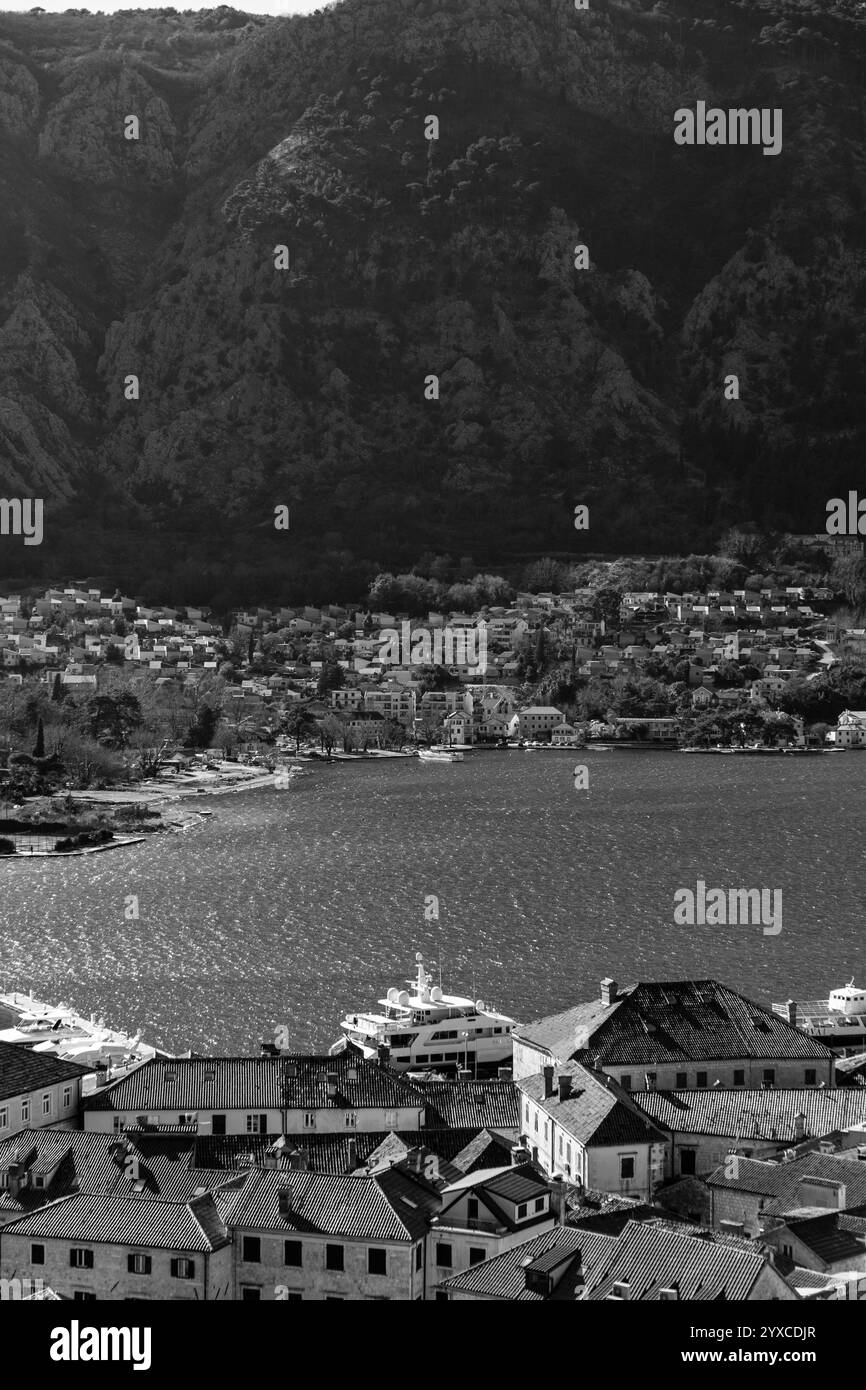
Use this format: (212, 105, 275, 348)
(331, 952, 515, 1072)
(417, 748, 464, 762)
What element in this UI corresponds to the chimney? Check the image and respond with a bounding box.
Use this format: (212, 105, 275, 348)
(557, 1074, 572, 1102)
(793, 1112, 806, 1143)
(511, 1144, 529, 1166)
(785, 999, 797, 1027)
(278, 1186, 293, 1216)
(550, 1173, 566, 1225)
(346, 1138, 358, 1172)
(600, 978, 617, 1008)
(497, 1066, 512, 1081)
(543, 1065, 555, 1099)
(457, 1068, 471, 1081)
(94, 1061, 109, 1088)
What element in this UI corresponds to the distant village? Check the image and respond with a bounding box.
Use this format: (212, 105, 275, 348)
(1, 556, 866, 787)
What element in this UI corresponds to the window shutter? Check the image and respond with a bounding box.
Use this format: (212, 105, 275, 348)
(170, 1258, 179, 1277)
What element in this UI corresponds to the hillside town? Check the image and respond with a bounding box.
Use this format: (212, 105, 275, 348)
(1, 543, 866, 799)
(1, 972, 864, 1301)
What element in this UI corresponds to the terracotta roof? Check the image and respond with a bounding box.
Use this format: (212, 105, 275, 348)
(781, 1209, 866, 1266)
(0, 1128, 239, 1217)
(414, 1080, 519, 1130)
(440, 1226, 617, 1299)
(519, 1064, 667, 1147)
(707, 1151, 866, 1212)
(229, 1167, 434, 1242)
(519, 981, 835, 1066)
(588, 1219, 771, 1301)
(0, 1191, 231, 1250)
(634, 1088, 866, 1141)
(190, 1127, 502, 1176)
(0, 1041, 94, 1101)
(83, 1054, 423, 1114)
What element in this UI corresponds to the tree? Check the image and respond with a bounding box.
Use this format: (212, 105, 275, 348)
(51, 674, 63, 703)
(320, 712, 343, 756)
(283, 705, 316, 753)
(718, 525, 767, 567)
(32, 717, 45, 759)
(189, 704, 218, 749)
(831, 552, 866, 607)
(317, 662, 345, 697)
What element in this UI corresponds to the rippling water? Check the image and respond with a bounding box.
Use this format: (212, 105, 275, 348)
(1, 751, 862, 1054)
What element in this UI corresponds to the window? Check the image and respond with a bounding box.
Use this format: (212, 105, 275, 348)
(243, 1236, 261, 1263)
(763, 1069, 775, 1087)
(524, 1102, 530, 1121)
(543, 1121, 549, 1140)
(534, 1197, 545, 1212)
(469, 1247, 485, 1266)
(212, 1115, 226, 1136)
(304, 1113, 316, 1130)
(733, 1069, 745, 1086)
(646, 1072, 657, 1087)
(113, 1115, 122, 1132)
(70, 1249, 94, 1269)
(325, 1244, 344, 1272)
(435, 1290, 449, 1301)
(136, 1116, 146, 1127)
(517, 1203, 528, 1219)
(533, 1113, 538, 1133)
(415, 1245, 423, 1271)
(42, 1093, 51, 1116)
(620, 1156, 636, 1181)
(344, 1112, 358, 1129)
(241, 1287, 262, 1300)
(415, 1056, 428, 1064)
(74, 1292, 96, 1301)
(127, 1254, 152, 1275)
(368, 1248, 387, 1276)
(676, 1073, 688, 1088)
(620, 1075, 631, 1091)
(695, 1071, 708, 1089)
(21, 1100, 30, 1123)
(467, 1198, 479, 1221)
(31, 1243, 45, 1265)
(566, 1143, 571, 1164)
(246, 1114, 266, 1134)
(805, 1069, 816, 1086)
(171, 1258, 195, 1280)
(284, 1240, 302, 1267)
(0, 1107, 7, 1130)
(285, 1292, 302, 1301)
(179, 1114, 195, 1126)
(680, 1150, 696, 1176)
(63, 1086, 72, 1108)
(435, 1243, 452, 1268)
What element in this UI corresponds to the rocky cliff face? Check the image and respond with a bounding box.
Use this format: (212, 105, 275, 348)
(1, 0, 865, 602)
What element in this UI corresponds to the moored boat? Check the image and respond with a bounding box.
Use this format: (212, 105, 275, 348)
(331, 952, 514, 1073)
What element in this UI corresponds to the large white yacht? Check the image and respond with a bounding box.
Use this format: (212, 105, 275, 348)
(331, 953, 515, 1072)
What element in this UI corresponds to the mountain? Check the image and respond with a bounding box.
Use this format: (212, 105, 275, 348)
(1, 0, 865, 605)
